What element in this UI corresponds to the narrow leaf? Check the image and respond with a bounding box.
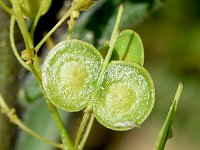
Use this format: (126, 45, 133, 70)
(155, 82, 183, 150)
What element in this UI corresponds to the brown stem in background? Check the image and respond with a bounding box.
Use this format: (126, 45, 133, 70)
(0, 1, 22, 149)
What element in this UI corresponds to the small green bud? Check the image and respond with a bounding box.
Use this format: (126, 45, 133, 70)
(72, 0, 96, 11)
(21, 49, 35, 60)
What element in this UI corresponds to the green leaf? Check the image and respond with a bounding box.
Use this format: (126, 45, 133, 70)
(20, 0, 52, 19)
(73, 0, 163, 47)
(18, 74, 42, 103)
(93, 61, 155, 131)
(112, 29, 144, 65)
(99, 41, 110, 58)
(42, 39, 103, 112)
(155, 82, 183, 150)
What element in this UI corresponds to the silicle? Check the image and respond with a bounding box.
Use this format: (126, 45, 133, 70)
(42, 31, 155, 131)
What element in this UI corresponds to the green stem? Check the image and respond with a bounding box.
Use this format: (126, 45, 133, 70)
(10, 0, 73, 149)
(29, 64, 74, 150)
(102, 4, 124, 70)
(74, 110, 93, 149)
(35, 7, 74, 52)
(66, 10, 80, 40)
(74, 4, 125, 150)
(0, 94, 64, 150)
(0, 0, 12, 15)
(87, 4, 124, 109)
(30, 0, 49, 41)
(10, 16, 31, 71)
(28, 64, 42, 84)
(78, 114, 94, 150)
(11, 0, 33, 49)
(47, 101, 74, 150)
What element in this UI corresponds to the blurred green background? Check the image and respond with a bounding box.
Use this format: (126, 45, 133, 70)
(0, 0, 200, 150)
(120, 0, 200, 149)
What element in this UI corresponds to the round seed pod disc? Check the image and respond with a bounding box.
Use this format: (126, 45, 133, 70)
(42, 39, 103, 112)
(93, 61, 155, 131)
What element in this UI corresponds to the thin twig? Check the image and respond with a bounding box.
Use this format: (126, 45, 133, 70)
(10, 16, 31, 71)
(0, 0, 12, 15)
(78, 114, 94, 150)
(30, 0, 50, 41)
(11, 0, 33, 49)
(35, 7, 74, 52)
(74, 4, 125, 150)
(0, 94, 64, 149)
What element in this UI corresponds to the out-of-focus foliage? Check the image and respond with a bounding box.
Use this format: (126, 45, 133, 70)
(0, 2, 22, 150)
(17, 75, 71, 150)
(73, 0, 165, 47)
(130, 0, 200, 149)
(16, 100, 57, 150)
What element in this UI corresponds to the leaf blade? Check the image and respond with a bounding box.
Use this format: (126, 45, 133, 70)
(113, 29, 144, 65)
(155, 82, 183, 150)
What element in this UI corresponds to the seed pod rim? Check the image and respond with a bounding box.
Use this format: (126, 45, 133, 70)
(93, 61, 155, 131)
(42, 39, 103, 112)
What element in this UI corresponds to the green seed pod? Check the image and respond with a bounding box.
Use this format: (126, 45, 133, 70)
(20, 0, 52, 19)
(42, 39, 103, 112)
(93, 61, 155, 131)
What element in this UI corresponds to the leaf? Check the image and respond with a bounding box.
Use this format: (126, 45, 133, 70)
(20, 0, 52, 19)
(155, 82, 183, 150)
(99, 41, 110, 58)
(93, 61, 155, 131)
(112, 29, 144, 65)
(73, 0, 162, 47)
(18, 74, 42, 103)
(42, 39, 103, 112)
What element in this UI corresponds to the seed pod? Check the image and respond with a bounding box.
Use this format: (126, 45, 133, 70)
(42, 39, 103, 112)
(93, 61, 155, 131)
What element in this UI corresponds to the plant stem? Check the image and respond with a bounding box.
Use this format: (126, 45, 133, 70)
(102, 4, 124, 70)
(74, 4, 125, 150)
(87, 4, 124, 109)
(47, 101, 74, 150)
(11, 1, 74, 148)
(10, 16, 31, 71)
(0, 0, 12, 15)
(0, 94, 64, 149)
(11, 0, 33, 49)
(67, 10, 80, 40)
(29, 64, 74, 150)
(30, 0, 49, 41)
(78, 114, 94, 150)
(74, 110, 93, 149)
(35, 7, 74, 52)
